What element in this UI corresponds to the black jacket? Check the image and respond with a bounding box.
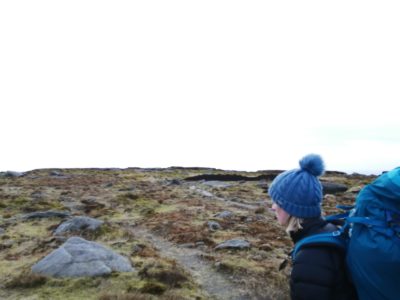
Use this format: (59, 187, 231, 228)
(289, 218, 357, 300)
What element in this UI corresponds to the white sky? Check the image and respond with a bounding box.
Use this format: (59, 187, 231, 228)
(1, 1, 399, 175)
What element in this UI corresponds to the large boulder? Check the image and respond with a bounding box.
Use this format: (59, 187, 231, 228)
(321, 182, 348, 194)
(54, 216, 104, 236)
(31, 237, 133, 277)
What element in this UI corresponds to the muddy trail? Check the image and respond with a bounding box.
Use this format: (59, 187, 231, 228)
(132, 226, 260, 300)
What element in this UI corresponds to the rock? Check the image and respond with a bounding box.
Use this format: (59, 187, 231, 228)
(215, 239, 251, 250)
(321, 182, 348, 194)
(131, 244, 145, 254)
(50, 170, 63, 176)
(54, 216, 104, 235)
(199, 190, 214, 197)
(214, 211, 233, 219)
(1, 171, 24, 178)
(202, 181, 232, 188)
(245, 217, 253, 223)
(0, 228, 5, 235)
(180, 243, 195, 248)
(208, 221, 222, 231)
(23, 211, 71, 220)
(258, 181, 269, 191)
(169, 179, 181, 185)
(259, 243, 273, 251)
(31, 237, 133, 277)
(195, 241, 205, 247)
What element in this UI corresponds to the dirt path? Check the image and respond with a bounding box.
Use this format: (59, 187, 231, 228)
(133, 226, 259, 300)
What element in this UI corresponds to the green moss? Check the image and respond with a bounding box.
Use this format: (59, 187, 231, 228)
(13, 196, 30, 206)
(217, 257, 265, 275)
(8, 220, 51, 239)
(116, 193, 140, 205)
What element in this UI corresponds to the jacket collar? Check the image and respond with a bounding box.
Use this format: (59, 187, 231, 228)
(290, 217, 329, 244)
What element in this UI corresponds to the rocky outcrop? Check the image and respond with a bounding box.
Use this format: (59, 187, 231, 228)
(54, 216, 104, 235)
(31, 237, 133, 277)
(0, 171, 25, 178)
(184, 173, 279, 182)
(321, 182, 348, 194)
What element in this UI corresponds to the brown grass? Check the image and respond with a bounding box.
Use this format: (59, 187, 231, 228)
(5, 271, 47, 289)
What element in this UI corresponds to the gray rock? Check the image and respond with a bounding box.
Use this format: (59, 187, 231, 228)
(321, 182, 348, 194)
(0, 228, 5, 235)
(32, 237, 133, 277)
(208, 221, 222, 231)
(195, 241, 205, 247)
(54, 216, 104, 235)
(199, 190, 214, 197)
(202, 181, 232, 188)
(169, 179, 181, 185)
(1, 171, 24, 178)
(50, 170, 63, 176)
(23, 210, 71, 220)
(215, 239, 250, 250)
(180, 243, 195, 248)
(214, 211, 233, 219)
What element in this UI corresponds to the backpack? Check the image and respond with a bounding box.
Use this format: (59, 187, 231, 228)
(292, 167, 400, 300)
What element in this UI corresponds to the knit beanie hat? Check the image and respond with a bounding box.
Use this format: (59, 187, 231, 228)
(268, 154, 325, 218)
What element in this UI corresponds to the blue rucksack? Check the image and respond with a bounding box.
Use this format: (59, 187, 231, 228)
(292, 167, 400, 300)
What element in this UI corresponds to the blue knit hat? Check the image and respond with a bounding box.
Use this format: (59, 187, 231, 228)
(268, 154, 325, 218)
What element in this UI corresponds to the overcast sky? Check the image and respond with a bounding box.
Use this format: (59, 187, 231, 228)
(1, 1, 399, 175)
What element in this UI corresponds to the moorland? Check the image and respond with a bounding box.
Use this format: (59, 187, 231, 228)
(0, 167, 376, 299)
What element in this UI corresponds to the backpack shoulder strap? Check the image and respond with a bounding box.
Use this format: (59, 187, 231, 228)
(292, 231, 347, 260)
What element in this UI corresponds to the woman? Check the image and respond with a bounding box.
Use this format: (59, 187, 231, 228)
(268, 154, 357, 300)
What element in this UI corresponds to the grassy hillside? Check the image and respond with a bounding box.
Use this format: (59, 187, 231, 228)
(0, 168, 375, 299)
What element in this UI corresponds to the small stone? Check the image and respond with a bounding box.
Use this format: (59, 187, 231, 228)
(54, 216, 104, 235)
(169, 179, 181, 185)
(214, 211, 233, 219)
(208, 221, 222, 231)
(259, 243, 273, 251)
(215, 239, 250, 250)
(50, 170, 63, 176)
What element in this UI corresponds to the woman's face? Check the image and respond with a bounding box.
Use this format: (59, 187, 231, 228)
(271, 202, 290, 226)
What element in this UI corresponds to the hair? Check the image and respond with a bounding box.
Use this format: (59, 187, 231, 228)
(285, 215, 303, 234)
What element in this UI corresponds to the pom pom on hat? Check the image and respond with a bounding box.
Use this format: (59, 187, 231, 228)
(299, 154, 325, 176)
(268, 154, 325, 218)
